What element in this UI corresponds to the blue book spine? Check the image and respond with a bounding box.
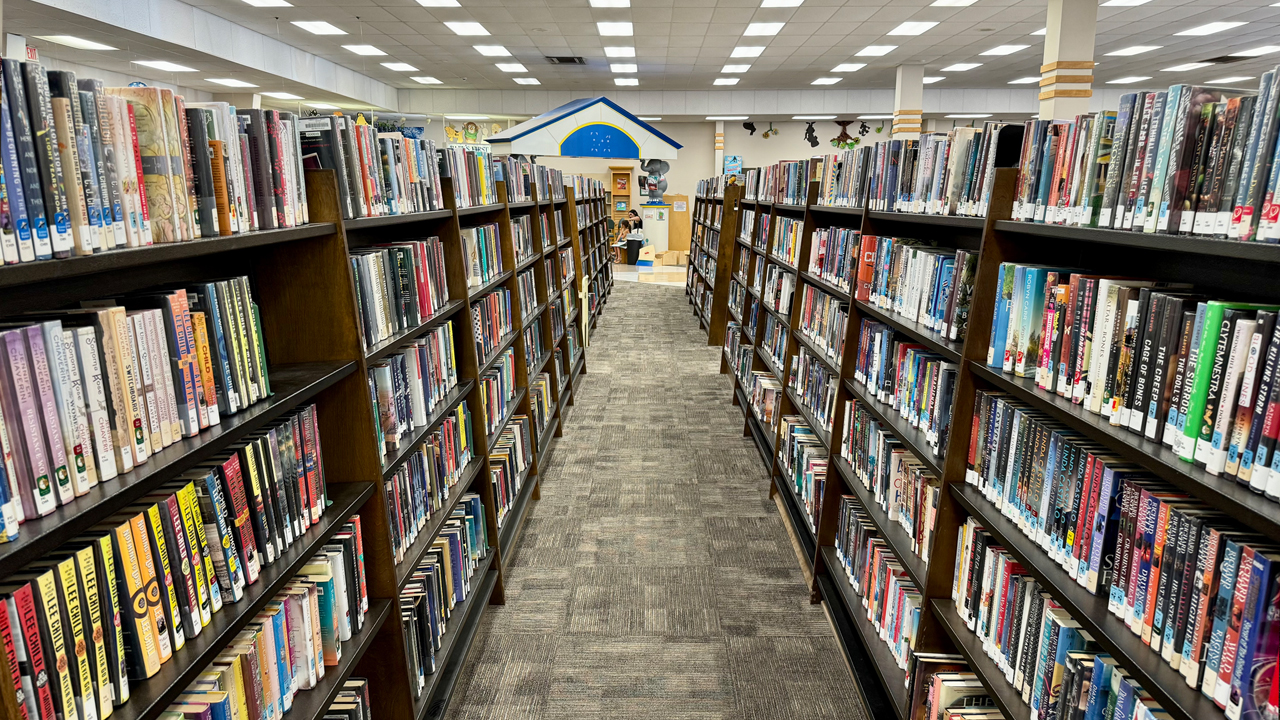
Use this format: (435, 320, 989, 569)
(1203, 538, 1243, 698)
(989, 263, 1009, 367)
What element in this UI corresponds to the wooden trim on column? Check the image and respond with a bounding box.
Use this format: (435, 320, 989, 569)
(1040, 60, 1096, 71)
(1040, 74, 1093, 86)
(1039, 88, 1093, 99)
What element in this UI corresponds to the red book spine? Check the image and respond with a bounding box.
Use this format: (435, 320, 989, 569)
(0, 595, 29, 720)
(218, 454, 260, 584)
(127, 105, 151, 229)
(11, 583, 54, 720)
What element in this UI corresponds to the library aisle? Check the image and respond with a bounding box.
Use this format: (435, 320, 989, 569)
(444, 281, 865, 720)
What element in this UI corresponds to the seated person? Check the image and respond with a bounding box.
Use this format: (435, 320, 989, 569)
(627, 209, 643, 230)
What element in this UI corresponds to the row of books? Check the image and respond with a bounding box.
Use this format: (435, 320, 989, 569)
(760, 312, 788, 373)
(320, 678, 372, 720)
(471, 289, 513, 364)
(796, 284, 847, 365)
(401, 492, 488, 691)
(754, 214, 772, 252)
(553, 348, 569, 394)
(478, 349, 517, 438)
(440, 147, 495, 210)
(813, 123, 1015, 217)
(511, 215, 535, 264)
(516, 270, 538, 319)
(694, 225, 720, 259)
(910, 666, 1007, 720)
(734, 250, 750, 285)
(755, 160, 811, 206)
(301, 115, 443, 220)
(523, 323, 545, 371)
(1011, 73, 1280, 241)
(839, 399, 940, 564)
(863, 237, 979, 345)
(489, 414, 532, 530)
(558, 249, 574, 287)
(985, 265, 1280, 483)
(724, 324, 753, 388)
(350, 238, 450, 352)
(788, 346, 839, 434)
(565, 326, 581, 366)
(695, 175, 727, 199)
(383, 401, 474, 568)
(695, 199, 723, 228)
(549, 300, 566, 343)
(529, 373, 552, 439)
(762, 263, 796, 316)
(808, 227, 858, 296)
(770, 216, 804, 268)
(0, 401, 330, 720)
(779, 415, 825, 530)
(565, 175, 604, 200)
(852, 318, 959, 458)
(495, 158, 562, 203)
(0, 278, 271, 535)
(158, 519, 369, 720)
(728, 279, 749, 324)
(739, 208, 756, 245)
(461, 222, 502, 292)
(740, 169, 761, 201)
(367, 321, 460, 456)
(747, 371, 784, 432)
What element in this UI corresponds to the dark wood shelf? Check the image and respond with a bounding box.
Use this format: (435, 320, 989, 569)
(757, 297, 791, 327)
(0, 361, 355, 576)
(793, 330, 841, 375)
(993, 219, 1280, 263)
(855, 299, 963, 363)
(931, 598, 1030, 720)
(498, 464, 537, 559)
(831, 455, 928, 589)
(507, 200, 536, 209)
(394, 458, 485, 590)
(522, 302, 548, 330)
(949, 483, 1221, 720)
(969, 361, 1280, 538)
(287, 599, 393, 720)
(382, 380, 477, 480)
(798, 270, 852, 303)
(457, 203, 505, 217)
(467, 270, 513, 301)
(783, 387, 832, 450)
(867, 210, 985, 230)
(809, 205, 865, 218)
(735, 386, 776, 465)
(819, 547, 910, 720)
(773, 472, 816, 565)
(755, 344, 787, 385)
(101, 481, 375, 720)
(530, 350, 553, 378)
(365, 300, 467, 363)
(845, 380, 945, 478)
(346, 209, 451, 231)
(538, 415, 558, 459)
(768, 252, 799, 271)
(485, 386, 528, 451)
(774, 202, 806, 213)
(515, 252, 541, 272)
(414, 553, 499, 720)
(477, 329, 520, 376)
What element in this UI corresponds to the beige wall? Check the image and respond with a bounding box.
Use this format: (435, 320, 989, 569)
(720, 120, 891, 172)
(537, 122, 715, 205)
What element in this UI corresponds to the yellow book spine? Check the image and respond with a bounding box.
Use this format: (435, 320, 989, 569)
(95, 535, 130, 703)
(145, 504, 186, 651)
(190, 312, 220, 426)
(35, 569, 80, 720)
(127, 514, 172, 663)
(176, 481, 222, 615)
(56, 557, 99, 720)
(74, 546, 113, 717)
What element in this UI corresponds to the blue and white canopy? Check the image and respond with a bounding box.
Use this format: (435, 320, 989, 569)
(485, 97, 681, 159)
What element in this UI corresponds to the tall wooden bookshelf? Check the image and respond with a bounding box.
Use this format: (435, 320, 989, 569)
(0, 167, 613, 720)
(716, 138, 1280, 720)
(687, 184, 743, 348)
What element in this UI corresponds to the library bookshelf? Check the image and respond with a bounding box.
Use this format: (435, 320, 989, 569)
(0, 167, 611, 720)
(687, 184, 743, 348)
(708, 135, 1280, 720)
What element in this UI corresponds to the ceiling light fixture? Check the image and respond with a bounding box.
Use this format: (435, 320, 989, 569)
(856, 45, 896, 56)
(888, 21, 938, 36)
(713, 78, 740, 85)
(745, 22, 785, 35)
(1232, 46, 1280, 57)
(382, 62, 417, 71)
(1176, 21, 1246, 35)
(857, 114, 894, 119)
(942, 62, 981, 71)
(291, 21, 345, 34)
(793, 115, 836, 119)
(923, 76, 945, 83)
(597, 21, 634, 36)
(474, 45, 511, 56)
(306, 102, 339, 109)
(931, 0, 977, 6)
(1101, 0, 1152, 5)
(947, 113, 992, 118)
(615, 78, 640, 85)
(134, 60, 196, 72)
(412, 76, 443, 84)
(722, 64, 752, 72)
(1163, 62, 1214, 71)
(604, 46, 636, 57)
(832, 63, 865, 72)
(1031, 27, 1046, 35)
(731, 46, 766, 57)
(446, 115, 490, 120)
(261, 91, 303, 99)
(611, 63, 638, 72)
(982, 44, 1028, 55)
(343, 44, 385, 55)
(1008, 76, 1040, 84)
(415, 0, 460, 5)
(515, 78, 541, 85)
(1105, 45, 1161, 56)
(242, 0, 292, 5)
(761, 0, 802, 5)
(206, 78, 258, 87)
(35, 35, 118, 50)
(1208, 76, 1255, 84)
(589, 0, 630, 5)
(1107, 75, 1151, 84)
(811, 77, 840, 85)
(707, 115, 748, 120)
(445, 21, 489, 35)
(638, 116, 662, 121)
(495, 63, 527, 72)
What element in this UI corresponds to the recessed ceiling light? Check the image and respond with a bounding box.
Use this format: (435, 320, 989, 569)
(1208, 76, 1255, 84)
(261, 91, 303, 99)
(415, 0, 460, 5)
(1107, 76, 1151, 84)
(496, 63, 527, 72)
(307, 103, 339, 109)
(745, 22, 785, 36)
(931, 0, 976, 5)
(474, 45, 511, 56)
(714, 78, 740, 85)
(242, 0, 291, 6)
(793, 115, 836, 119)
(1031, 27, 1046, 35)
(888, 21, 938, 36)
(597, 21, 634, 36)
(589, 0, 630, 5)
(761, 0, 802, 5)
(707, 116, 748, 120)
(446, 115, 490, 120)
(1106, 45, 1161, 56)
(412, 76, 443, 84)
(638, 116, 662, 121)
(36, 35, 117, 50)
(856, 45, 896, 56)
(942, 62, 981, 71)
(611, 63, 638, 72)
(382, 62, 417, 71)
(731, 46, 766, 58)
(1008, 76, 1040, 84)
(445, 21, 489, 35)
(811, 77, 840, 85)
(292, 21, 345, 35)
(343, 44, 385, 55)
(615, 78, 639, 86)
(947, 113, 992, 118)
(1176, 21, 1246, 36)
(1232, 46, 1280, 57)
(982, 44, 1028, 55)
(604, 46, 636, 57)
(515, 78, 541, 85)
(722, 64, 752, 73)
(858, 114, 894, 119)
(1163, 62, 1214, 71)
(1101, 0, 1152, 5)
(832, 63, 865, 72)
(923, 76, 945, 83)
(207, 78, 258, 87)
(134, 60, 196, 72)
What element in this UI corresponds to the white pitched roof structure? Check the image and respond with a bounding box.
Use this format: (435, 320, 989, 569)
(485, 97, 681, 160)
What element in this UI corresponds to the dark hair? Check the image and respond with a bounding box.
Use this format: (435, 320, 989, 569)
(628, 209, 639, 218)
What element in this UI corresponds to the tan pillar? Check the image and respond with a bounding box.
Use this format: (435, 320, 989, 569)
(892, 65, 923, 138)
(715, 120, 724, 173)
(1039, 0, 1098, 119)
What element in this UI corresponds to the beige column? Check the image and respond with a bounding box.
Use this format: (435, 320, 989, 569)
(892, 65, 924, 139)
(715, 120, 724, 174)
(1039, 0, 1098, 119)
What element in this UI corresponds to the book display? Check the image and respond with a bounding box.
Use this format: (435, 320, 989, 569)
(0, 112, 612, 720)
(688, 183, 744, 347)
(700, 108, 1280, 720)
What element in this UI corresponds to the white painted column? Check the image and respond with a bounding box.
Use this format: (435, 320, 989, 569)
(893, 65, 924, 139)
(715, 121, 724, 174)
(1039, 0, 1098, 119)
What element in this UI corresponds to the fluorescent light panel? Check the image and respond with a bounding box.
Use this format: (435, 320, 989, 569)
(1208, 76, 1255, 84)
(856, 45, 896, 56)
(1107, 75, 1151, 84)
(793, 115, 835, 119)
(888, 21, 937, 35)
(615, 78, 639, 85)
(923, 76, 945, 83)
(811, 77, 840, 85)
(495, 63, 527, 72)
(638, 116, 662, 121)
(611, 63, 638, 72)
(982, 44, 1028, 55)
(1176, 21, 1246, 35)
(415, 0, 460, 5)
(474, 45, 511, 56)
(261, 91, 303, 99)
(597, 21, 634, 36)
(713, 78, 739, 85)
(1163, 62, 1214, 71)
(242, 0, 292, 6)
(1105, 45, 1160, 56)
(1101, 0, 1152, 5)
(931, 0, 976, 6)
(745, 22, 785, 35)
(832, 63, 865, 72)
(515, 78, 540, 85)
(942, 62, 981, 71)
(1008, 76, 1040, 84)
(1232, 46, 1280, 57)
(604, 46, 636, 57)
(343, 44, 385, 55)
(206, 78, 257, 87)
(947, 113, 991, 118)
(722, 64, 752, 72)
(1031, 27, 1046, 35)
(382, 62, 417, 71)
(589, 0, 630, 5)
(858, 114, 893, 119)
(706, 115, 747, 120)
(292, 21, 345, 34)
(731, 46, 765, 57)
(761, 0, 802, 5)
(445, 21, 489, 35)
(36, 35, 117, 50)
(412, 76, 442, 84)
(134, 60, 195, 72)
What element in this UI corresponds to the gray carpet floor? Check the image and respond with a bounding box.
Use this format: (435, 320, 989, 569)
(443, 280, 867, 720)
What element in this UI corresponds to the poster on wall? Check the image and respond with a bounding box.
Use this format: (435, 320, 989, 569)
(616, 176, 629, 192)
(723, 155, 743, 175)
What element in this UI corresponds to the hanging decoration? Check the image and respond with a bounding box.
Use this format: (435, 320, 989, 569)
(830, 120, 857, 149)
(762, 122, 778, 139)
(804, 122, 819, 148)
(743, 121, 758, 135)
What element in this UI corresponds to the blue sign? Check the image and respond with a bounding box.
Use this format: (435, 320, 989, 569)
(559, 123, 640, 159)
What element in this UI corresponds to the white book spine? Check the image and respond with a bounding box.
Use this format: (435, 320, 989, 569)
(42, 322, 92, 496)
